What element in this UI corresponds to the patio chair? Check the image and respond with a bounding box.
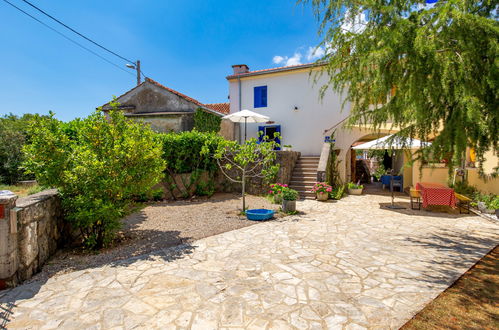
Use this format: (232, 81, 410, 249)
(455, 193, 471, 214)
(409, 188, 421, 210)
(392, 176, 403, 192)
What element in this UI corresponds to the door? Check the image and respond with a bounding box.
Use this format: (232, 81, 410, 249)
(258, 125, 281, 150)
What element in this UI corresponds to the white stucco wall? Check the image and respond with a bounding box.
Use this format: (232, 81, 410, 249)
(229, 69, 350, 155)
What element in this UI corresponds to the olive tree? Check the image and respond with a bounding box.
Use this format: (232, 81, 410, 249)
(212, 138, 279, 211)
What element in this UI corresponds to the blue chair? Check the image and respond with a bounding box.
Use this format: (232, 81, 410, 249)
(381, 175, 403, 191)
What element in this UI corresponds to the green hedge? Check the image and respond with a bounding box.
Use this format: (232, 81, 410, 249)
(160, 131, 225, 198)
(160, 130, 224, 174)
(193, 108, 222, 133)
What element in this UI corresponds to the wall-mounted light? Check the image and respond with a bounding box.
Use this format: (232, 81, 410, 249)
(293, 106, 299, 112)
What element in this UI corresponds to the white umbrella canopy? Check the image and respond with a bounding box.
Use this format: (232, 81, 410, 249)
(352, 134, 430, 150)
(223, 109, 270, 141)
(223, 109, 270, 123)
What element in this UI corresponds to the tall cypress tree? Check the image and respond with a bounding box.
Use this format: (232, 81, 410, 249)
(303, 0, 498, 174)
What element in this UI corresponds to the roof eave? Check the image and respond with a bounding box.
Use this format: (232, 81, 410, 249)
(226, 62, 325, 80)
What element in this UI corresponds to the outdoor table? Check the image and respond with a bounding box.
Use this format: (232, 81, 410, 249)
(415, 182, 456, 209)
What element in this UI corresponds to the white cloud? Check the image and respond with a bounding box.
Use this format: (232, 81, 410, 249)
(272, 55, 285, 64)
(286, 52, 302, 66)
(306, 46, 325, 61)
(272, 52, 303, 66)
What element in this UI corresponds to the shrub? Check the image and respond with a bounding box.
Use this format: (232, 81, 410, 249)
(282, 187, 299, 201)
(23, 107, 165, 249)
(330, 184, 346, 200)
(347, 182, 364, 190)
(311, 182, 332, 194)
(450, 181, 478, 197)
(489, 197, 499, 210)
(160, 131, 224, 198)
(269, 183, 288, 196)
(193, 108, 222, 133)
(160, 130, 223, 173)
(0, 113, 43, 184)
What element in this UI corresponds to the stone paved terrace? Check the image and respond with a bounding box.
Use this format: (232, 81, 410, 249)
(1, 193, 498, 329)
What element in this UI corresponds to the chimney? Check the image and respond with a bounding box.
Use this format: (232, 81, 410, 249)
(232, 64, 250, 75)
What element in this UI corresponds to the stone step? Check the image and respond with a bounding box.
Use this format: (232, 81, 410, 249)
(296, 160, 320, 165)
(293, 166, 317, 170)
(292, 172, 316, 177)
(290, 184, 315, 189)
(290, 177, 315, 181)
(294, 164, 319, 170)
(289, 177, 316, 184)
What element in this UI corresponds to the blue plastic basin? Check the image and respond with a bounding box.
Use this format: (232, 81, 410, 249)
(246, 209, 275, 221)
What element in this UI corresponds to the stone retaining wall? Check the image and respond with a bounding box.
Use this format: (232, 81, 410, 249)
(157, 151, 301, 199)
(216, 151, 301, 195)
(0, 189, 63, 288)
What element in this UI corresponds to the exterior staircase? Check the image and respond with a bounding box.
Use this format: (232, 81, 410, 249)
(289, 156, 320, 199)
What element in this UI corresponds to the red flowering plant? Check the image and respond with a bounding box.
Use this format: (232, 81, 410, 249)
(268, 183, 288, 203)
(311, 182, 332, 194)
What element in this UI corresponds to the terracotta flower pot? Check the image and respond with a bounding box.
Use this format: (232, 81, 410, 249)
(316, 192, 329, 201)
(348, 188, 363, 195)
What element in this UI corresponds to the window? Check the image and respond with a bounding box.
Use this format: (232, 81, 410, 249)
(254, 86, 267, 108)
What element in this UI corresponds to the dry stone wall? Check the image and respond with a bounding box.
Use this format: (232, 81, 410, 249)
(0, 189, 63, 288)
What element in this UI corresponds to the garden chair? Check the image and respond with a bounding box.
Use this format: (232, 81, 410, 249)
(392, 176, 403, 192)
(455, 193, 471, 214)
(409, 188, 421, 210)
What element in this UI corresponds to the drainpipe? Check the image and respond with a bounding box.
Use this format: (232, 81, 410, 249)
(238, 76, 242, 144)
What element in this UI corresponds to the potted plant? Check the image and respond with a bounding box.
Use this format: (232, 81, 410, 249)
(475, 193, 495, 214)
(487, 196, 499, 217)
(311, 182, 332, 201)
(282, 145, 293, 151)
(281, 187, 298, 212)
(347, 182, 364, 195)
(269, 183, 288, 204)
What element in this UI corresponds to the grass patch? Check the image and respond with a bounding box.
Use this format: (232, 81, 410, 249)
(402, 246, 499, 330)
(0, 183, 44, 197)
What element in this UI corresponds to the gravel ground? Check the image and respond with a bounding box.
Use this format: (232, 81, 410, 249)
(31, 193, 283, 281)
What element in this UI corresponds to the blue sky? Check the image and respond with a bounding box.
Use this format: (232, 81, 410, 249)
(0, 0, 323, 121)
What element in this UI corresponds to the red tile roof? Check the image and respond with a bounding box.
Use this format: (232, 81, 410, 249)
(204, 102, 230, 114)
(226, 62, 325, 79)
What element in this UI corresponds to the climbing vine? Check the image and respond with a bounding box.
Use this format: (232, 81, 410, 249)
(193, 108, 222, 133)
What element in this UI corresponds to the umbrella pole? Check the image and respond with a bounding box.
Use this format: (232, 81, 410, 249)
(244, 117, 247, 142)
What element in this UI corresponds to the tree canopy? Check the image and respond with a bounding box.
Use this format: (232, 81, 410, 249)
(0, 113, 44, 184)
(23, 106, 165, 249)
(304, 0, 498, 173)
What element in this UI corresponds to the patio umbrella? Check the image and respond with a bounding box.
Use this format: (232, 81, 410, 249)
(223, 109, 270, 142)
(353, 134, 431, 209)
(352, 134, 429, 150)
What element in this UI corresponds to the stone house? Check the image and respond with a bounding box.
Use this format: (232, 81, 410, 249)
(100, 77, 232, 135)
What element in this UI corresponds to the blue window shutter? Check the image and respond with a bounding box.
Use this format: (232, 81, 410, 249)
(261, 86, 267, 107)
(254, 86, 267, 108)
(254, 87, 261, 108)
